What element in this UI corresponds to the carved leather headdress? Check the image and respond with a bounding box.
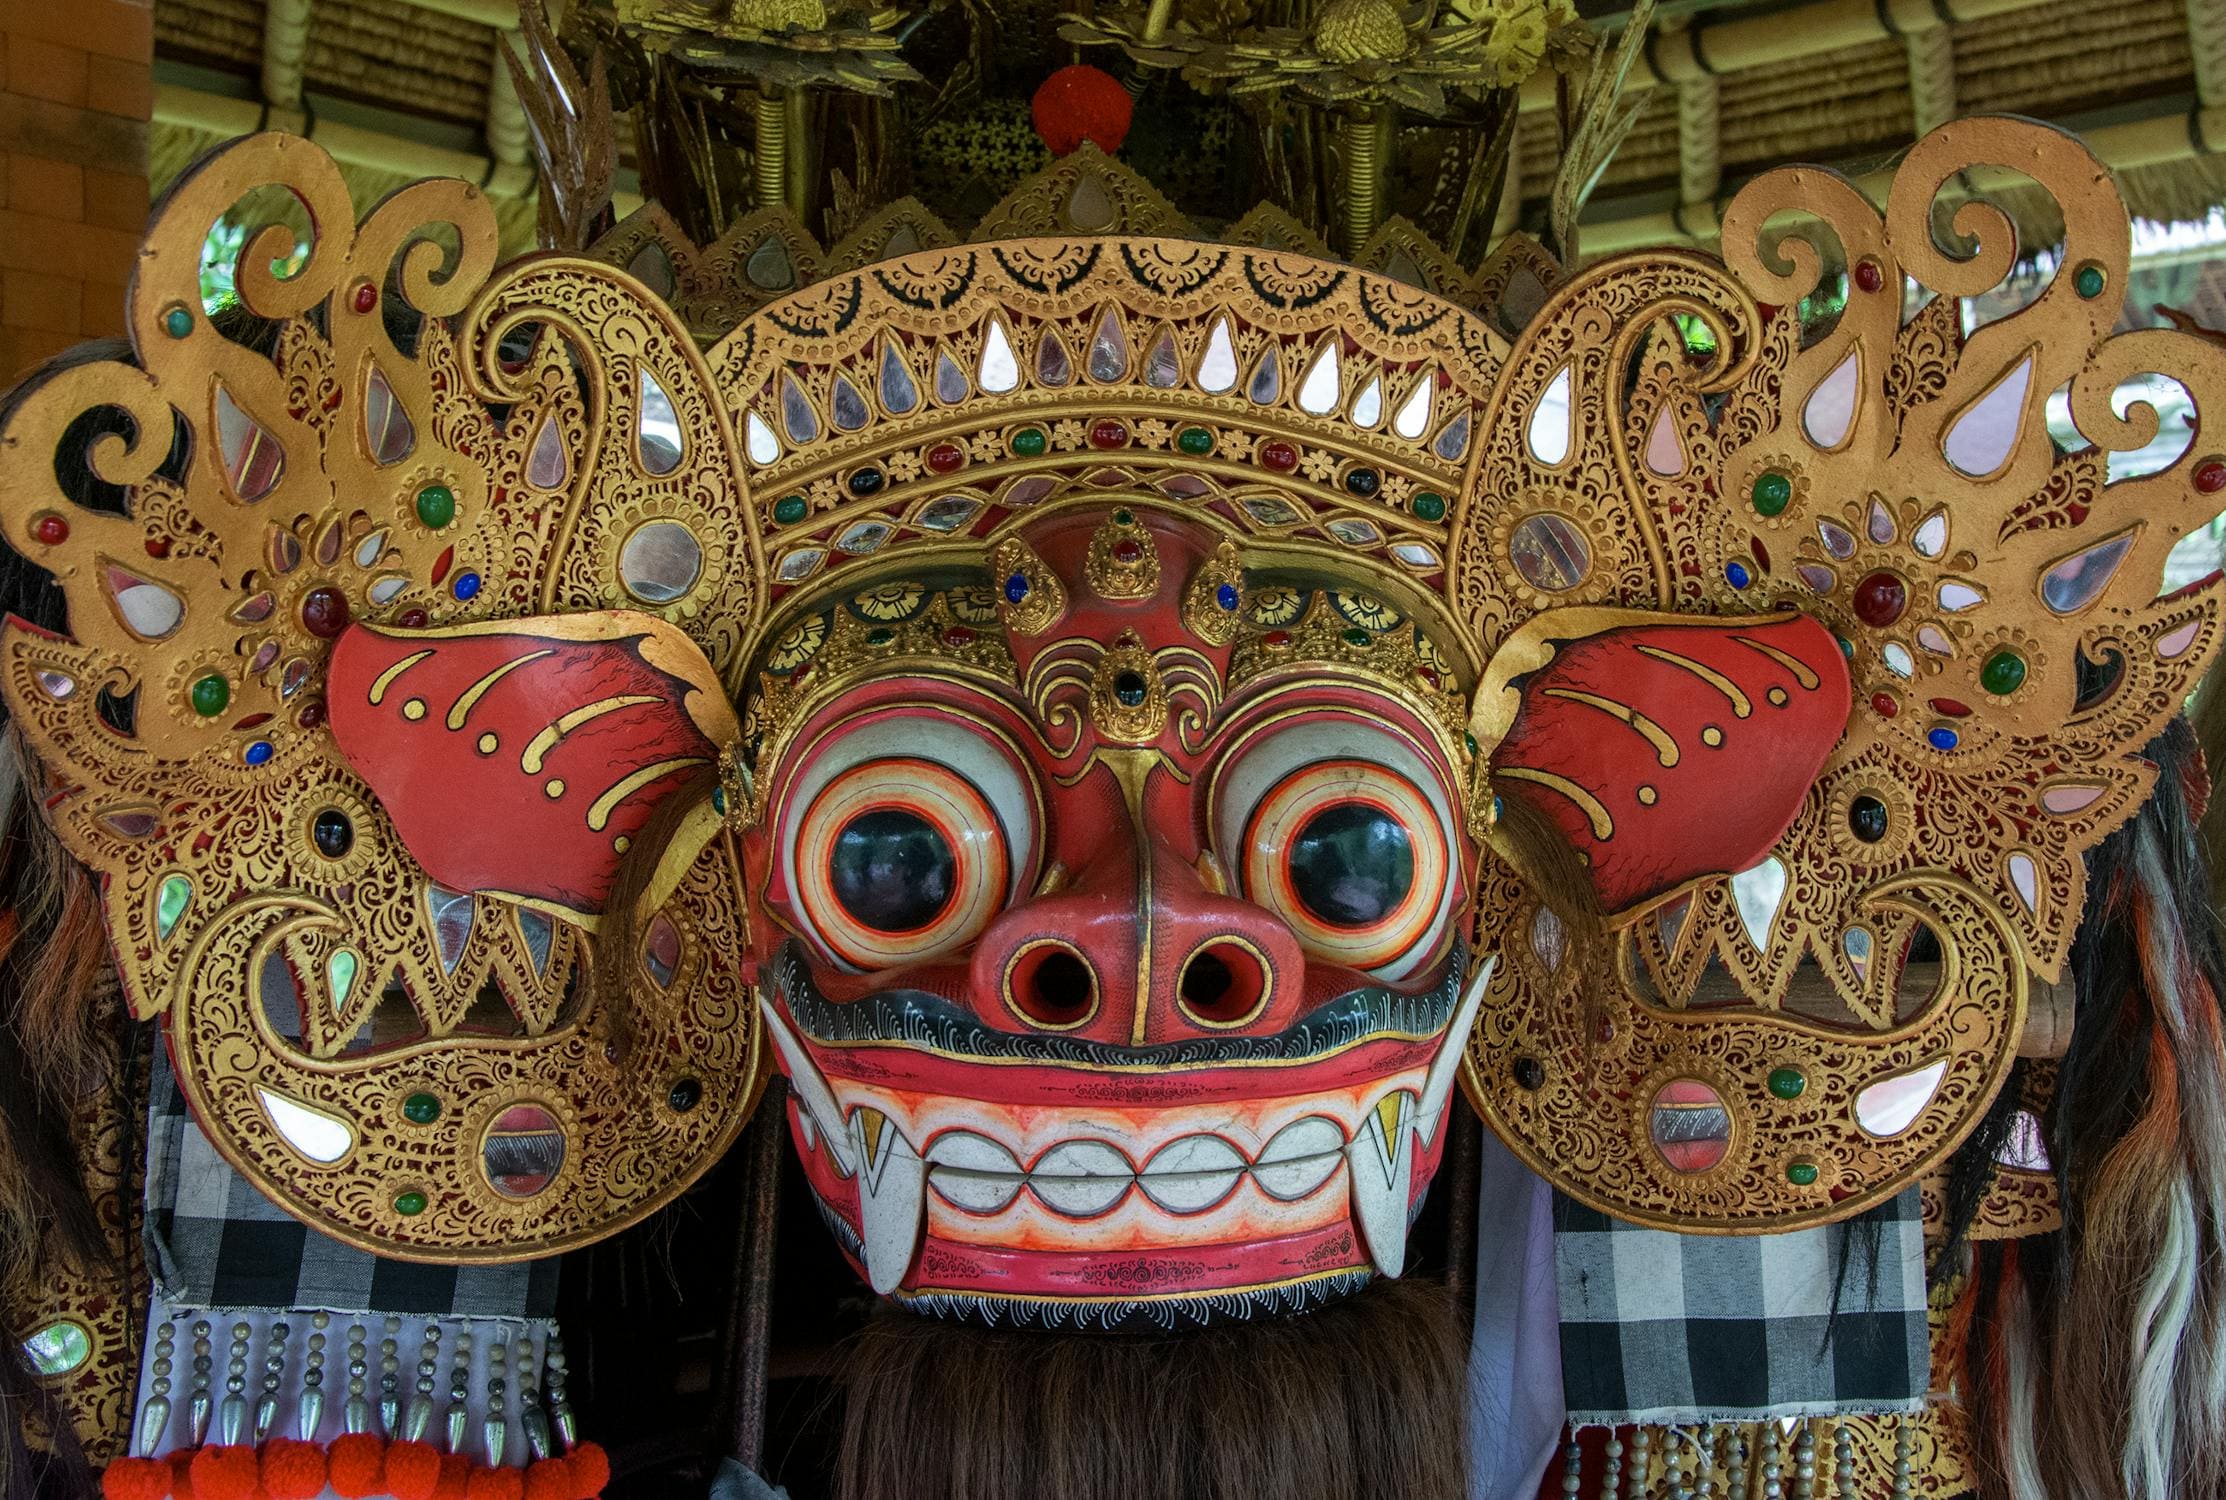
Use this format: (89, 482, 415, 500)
(2, 117, 2217, 1322)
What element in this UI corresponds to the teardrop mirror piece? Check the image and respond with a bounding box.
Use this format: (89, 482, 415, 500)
(1246, 348, 1281, 405)
(1938, 580, 1986, 612)
(1351, 376, 1384, 428)
(829, 373, 870, 431)
(1526, 366, 1573, 463)
(155, 873, 192, 942)
(979, 321, 1020, 393)
(879, 341, 920, 415)
(644, 913, 682, 988)
(21, 1321, 89, 1377)
(230, 592, 277, 624)
(314, 517, 344, 567)
(638, 367, 685, 475)
(1944, 353, 2035, 478)
(1842, 925, 1874, 983)
(259, 1087, 354, 1164)
(1296, 343, 1341, 414)
(363, 365, 416, 466)
(1912, 511, 1949, 558)
(1066, 172, 1116, 231)
(744, 410, 779, 467)
(1394, 376, 1435, 440)
(1801, 348, 1860, 449)
(779, 372, 819, 445)
(268, 526, 303, 575)
(1882, 642, 1915, 677)
(1143, 328, 1181, 389)
(627, 242, 678, 298)
(527, 414, 569, 489)
(214, 383, 285, 501)
(1433, 410, 1472, 462)
(1086, 309, 1129, 383)
(1855, 1058, 1947, 1137)
(517, 907, 555, 974)
(1196, 318, 1239, 393)
(1035, 330, 1073, 387)
(1729, 856, 1789, 951)
(326, 947, 361, 1015)
(1817, 520, 1857, 560)
(2007, 852, 2039, 912)
(104, 564, 184, 640)
(1867, 499, 1896, 544)
(354, 530, 388, 569)
(426, 884, 475, 975)
(745, 237, 796, 292)
(1645, 407, 1684, 475)
(2040, 529, 2136, 615)
(933, 349, 970, 405)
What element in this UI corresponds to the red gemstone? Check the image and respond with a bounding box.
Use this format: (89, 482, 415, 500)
(145, 537, 171, 559)
(1259, 440, 1299, 473)
(30, 514, 67, 545)
(396, 608, 429, 629)
(925, 443, 965, 475)
(1112, 538, 1144, 564)
(1850, 570, 1907, 627)
(295, 700, 327, 730)
(299, 586, 352, 639)
(352, 282, 378, 314)
(1853, 259, 1885, 294)
(1870, 692, 1899, 719)
(1930, 698, 1972, 718)
(1263, 629, 1292, 648)
(1089, 419, 1128, 450)
(942, 626, 976, 647)
(1417, 665, 1440, 688)
(2197, 459, 2226, 494)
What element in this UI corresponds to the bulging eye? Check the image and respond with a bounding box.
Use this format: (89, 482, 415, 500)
(1240, 760, 1449, 974)
(795, 758, 1010, 970)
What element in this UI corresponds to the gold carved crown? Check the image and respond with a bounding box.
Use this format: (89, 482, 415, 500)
(0, 116, 2218, 1257)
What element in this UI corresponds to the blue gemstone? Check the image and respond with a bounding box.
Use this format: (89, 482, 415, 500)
(712, 787, 727, 815)
(1215, 583, 1239, 611)
(1004, 573, 1029, 604)
(453, 572, 482, 601)
(244, 740, 274, 766)
(1927, 725, 1959, 751)
(1725, 562, 1751, 589)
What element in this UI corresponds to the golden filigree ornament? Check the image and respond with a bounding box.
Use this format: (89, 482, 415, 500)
(1084, 508, 1163, 600)
(1088, 631, 1172, 743)
(991, 537, 1069, 636)
(613, 0, 920, 92)
(1181, 541, 1245, 646)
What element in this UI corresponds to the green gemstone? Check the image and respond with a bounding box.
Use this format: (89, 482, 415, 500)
(402, 1092, 441, 1125)
(189, 674, 230, 717)
(393, 1190, 428, 1217)
(162, 306, 192, 339)
(1113, 508, 1134, 525)
(1412, 491, 1447, 522)
(1786, 1161, 1820, 1187)
(155, 873, 192, 942)
(1981, 649, 2028, 696)
(1767, 1065, 1807, 1100)
(1464, 731, 1479, 755)
(22, 1320, 89, 1376)
(865, 628, 896, 646)
(773, 494, 807, 525)
(326, 948, 360, 1013)
(1342, 627, 1371, 647)
(414, 484, 456, 529)
(1010, 428, 1047, 457)
(1751, 471, 1793, 517)
(2073, 263, 2107, 299)
(1177, 427, 1214, 456)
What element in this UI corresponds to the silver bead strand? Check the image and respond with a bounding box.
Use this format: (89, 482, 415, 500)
(133, 1321, 174, 1457)
(298, 1313, 327, 1442)
(343, 1322, 371, 1435)
(1833, 1421, 1856, 1499)
(1725, 1427, 1748, 1500)
(406, 1322, 441, 1441)
(1600, 1433, 1624, 1500)
(445, 1328, 474, 1454)
(1891, 1418, 1914, 1500)
(187, 1318, 214, 1446)
(546, 1334, 576, 1452)
(1760, 1420, 1783, 1500)
(379, 1313, 403, 1437)
(1695, 1422, 1717, 1500)
(218, 1320, 252, 1445)
(1561, 1440, 1583, 1497)
(481, 1337, 509, 1468)
(519, 1333, 552, 1461)
(1792, 1421, 1816, 1500)
(1627, 1427, 1650, 1500)
(1664, 1427, 1687, 1500)
(255, 1320, 288, 1443)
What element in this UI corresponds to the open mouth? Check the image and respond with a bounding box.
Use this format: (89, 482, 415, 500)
(759, 946, 1495, 1313)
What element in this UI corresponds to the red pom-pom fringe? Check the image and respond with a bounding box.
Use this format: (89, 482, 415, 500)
(567, 1441, 610, 1500)
(190, 1445, 262, 1500)
(259, 1438, 328, 1500)
(465, 1466, 525, 1500)
(1030, 64, 1133, 156)
(169, 1450, 198, 1500)
(383, 1439, 444, 1500)
(100, 1457, 171, 1500)
(326, 1434, 389, 1499)
(433, 1452, 474, 1500)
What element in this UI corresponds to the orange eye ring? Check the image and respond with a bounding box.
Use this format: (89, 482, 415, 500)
(794, 758, 1010, 970)
(1240, 759, 1448, 973)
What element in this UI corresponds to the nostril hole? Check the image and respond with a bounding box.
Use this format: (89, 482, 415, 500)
(1003, 940, 1099, 1030)
(1179, 940, 1269, 1028)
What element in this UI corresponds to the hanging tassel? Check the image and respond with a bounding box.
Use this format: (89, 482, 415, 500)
(170, 1450, 199, 1500)
(98, 1458, 171, 1500)
(523, 1457, 573, 1500)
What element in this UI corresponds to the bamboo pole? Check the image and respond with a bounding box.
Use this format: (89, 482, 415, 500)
(261, 0, 312, 112)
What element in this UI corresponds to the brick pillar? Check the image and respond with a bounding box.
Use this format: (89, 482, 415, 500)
(0, 0, 151, 382)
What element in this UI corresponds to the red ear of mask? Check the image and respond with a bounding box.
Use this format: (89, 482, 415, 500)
(1486, 610, 1851, 917)
(327, 613, 738, 921)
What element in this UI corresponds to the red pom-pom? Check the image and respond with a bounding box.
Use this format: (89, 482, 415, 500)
(190, 1445, 262, 1500)
(432, 1453, 473, 1500)
(523, 1458, 572, 1500)
(100, 1457, 171, 1500)
(326, 1434, 388, 1499)
(170, 1451, 198, 1499)
(259, 1439, 327, 1500)
(383, 1439, 444, 1500)
(465, 1467, 525, 1500)
(1031, 65, 1133, 157)
(566, 1442, 610, 1500)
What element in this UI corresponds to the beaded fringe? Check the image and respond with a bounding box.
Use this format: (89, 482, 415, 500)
(1557, 1413, 1934, 1499)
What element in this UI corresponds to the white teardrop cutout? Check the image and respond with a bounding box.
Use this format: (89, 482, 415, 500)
(1526, 366, 1573, 465)
(1392, 377, 1434, 440)
(1801, 348, 1861, 449)
(1729, 856, 1789, 952)
(1944, 352, 2036, 478)
(1297, 343, 1341, 415)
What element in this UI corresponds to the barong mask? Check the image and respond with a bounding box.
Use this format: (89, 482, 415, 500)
(3, 116, 2220, 1326)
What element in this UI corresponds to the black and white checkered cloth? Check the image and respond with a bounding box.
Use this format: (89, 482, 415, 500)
(144, 1050, 557, 1317)
(1553, 1188, 1929, 1426)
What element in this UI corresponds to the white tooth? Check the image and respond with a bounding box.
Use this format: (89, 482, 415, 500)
(850, 1106, 927, 1294)
(758, 1002, 857, 1175)
(1253, 1115, 1345, 1201)
(926, 1130, 1026, 1214)
(797, 1110, 818, 1152)
(1027, 1140, 1133, 1218)
(1346, 1093, 1416, 1278)
(1139, 1135, 1247, 1214)
(1415, 954, 1496, 1151)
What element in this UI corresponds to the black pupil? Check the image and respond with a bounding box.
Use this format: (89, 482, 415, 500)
(1113, 670, 1148, 706)
(1288, 801, 1414, 928)
(831, 808, 956, 933)
(311, 809, 353, 859)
